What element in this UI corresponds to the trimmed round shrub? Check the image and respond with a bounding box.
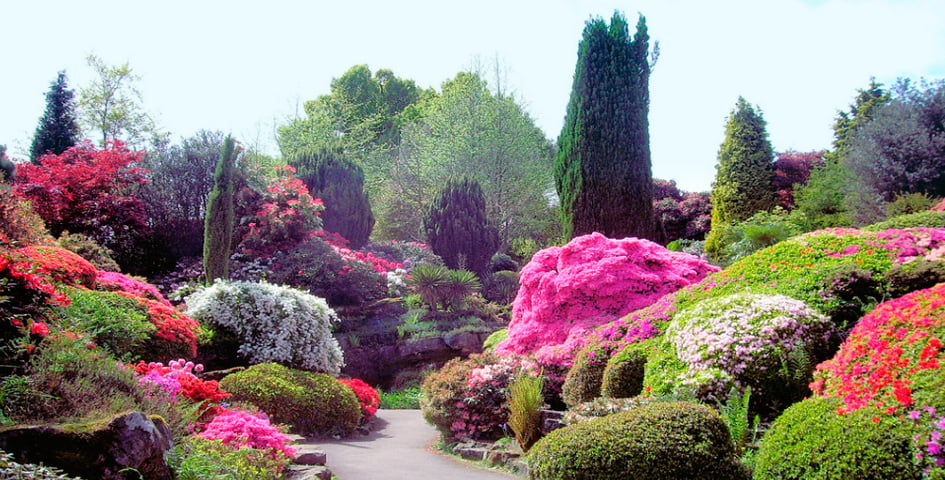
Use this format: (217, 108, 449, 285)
(185, 279, 344, 374)
(219, 362, 360, 437)
(562, 345, 610, 408)
(482, 328, 508, 351)
(753, 397, 921, 480)
(96, 270, 171, 306)
(811, 282, 945, 415)
(421, 352, 493, 441)
(660, 293, 834, 415)
(601, 340, 652, 398)
(527, 401, 746, 480)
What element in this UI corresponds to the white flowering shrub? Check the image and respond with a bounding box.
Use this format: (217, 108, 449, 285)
(661, 292, 834, 415)
(185, 279, 344, 375)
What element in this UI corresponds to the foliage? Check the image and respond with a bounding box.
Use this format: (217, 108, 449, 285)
(0, 146, 14, 182)
(56, 232, 120, 272)
(653, 190, 712, 244)
(236, 164, 323, 257)
(407, 263, 450, 311)
(378, 387, 422, 409)
(561, 346, 610, 408)
(338, 378, 381, 424)
(555, 12, 656, 241)
(772, 150, 825, 209)
(132, 359, 230, 407)
(0, 187, 50, 245)
(811, 282, 945, 415)
(659, 292, 834, 416)
(77, 54, 161, 148)
(58, 288, 153, 359)
(291, 150, 374, 248)
(527, 401, 746, 480)
(507, 370, 544, 452)
(30, 71, 80, 163)
(171, 436, 289, 480)
(203, 135, 239, 281)
(601, 340, 652, 398)
(0, 244, 70, 336)
(95, 270, 170, 305)
(482, 328, 508, 351)
(362, 240, 442, 272)
(482, 270, 519, 305)
(420, 352, 496, 442)
(219, 362, 361, 437)
(907, 407, 945, 477)
(496, 232, 718, 367)
(185, 279, 344, 374)
(709, 207, 807, 266)
(753, 397, 921, 480)
(0, 449, 83, 479)
(425, 177, 499, 277)
(864, 210, 945, 231)
(13, 140, 149, 271)
(706, 97, 777, 257)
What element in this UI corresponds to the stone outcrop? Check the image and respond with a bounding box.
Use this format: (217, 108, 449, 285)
(0, 411, 174, 480)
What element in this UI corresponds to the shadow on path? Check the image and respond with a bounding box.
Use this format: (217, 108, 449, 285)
(314, 410, 521, 480)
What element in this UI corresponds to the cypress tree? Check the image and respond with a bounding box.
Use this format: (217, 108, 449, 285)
(554, 12, 656, 241)
(31, 71, 81, 163)
(291, 150, 374, 248)
(425, 178, 499, 277)
(705, 97, 777, 255)
(203, 135, 238, 282)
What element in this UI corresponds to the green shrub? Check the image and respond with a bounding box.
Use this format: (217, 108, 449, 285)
(58, 288, 153, 360)
(488, 253, 518, 273)
(219, 362, 360, 437)
(441, 269, 481, 311)
(171, 437, 288, 480)
(378, 387, 422, 409)
(561, 346, 610, 408)
(56, 232, 120, 272)
(886, 192, 936, 217)
(408, 263, 450, 311)
(601, 340, 651, 398)
(0, 449, 82, 479)
(482, 328, 508, 351)
(863, 210, 945, 231)
(527, 401, 747, 480)
(886, 260, 945, 298)
(753, 397, 921, 480)
(483, 270, 520, 304)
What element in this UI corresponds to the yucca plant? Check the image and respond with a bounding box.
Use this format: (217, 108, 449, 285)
(441, 269, 481, 311)
(407, 263, 450, 311)
(508, 370, 544, 452)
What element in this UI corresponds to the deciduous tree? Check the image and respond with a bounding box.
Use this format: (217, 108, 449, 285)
(78, 55, 161, 148)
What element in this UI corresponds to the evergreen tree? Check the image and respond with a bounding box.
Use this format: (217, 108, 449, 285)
(0, 146, 15, 182)
(705, 97, 777, 256)
(30, 71, 81, 163)
(203, 136, 239, 282)
(425, 178, 499, 277)
(291, 149, 374, 248)
(554, 12, 656, 241)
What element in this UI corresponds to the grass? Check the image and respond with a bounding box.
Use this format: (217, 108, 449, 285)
(379, 387, 422, 409)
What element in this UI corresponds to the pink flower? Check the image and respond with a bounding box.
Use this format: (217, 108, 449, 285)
(30, 322, 49, 336)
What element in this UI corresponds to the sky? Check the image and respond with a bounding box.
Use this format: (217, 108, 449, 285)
(3, 0, 945, 192)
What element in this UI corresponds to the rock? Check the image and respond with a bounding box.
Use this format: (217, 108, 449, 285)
(540, 409, 566, 435)
(486, 449, 520, 465)
(0, 411, 174, 480)
(398, 337, 447, 358)
(294, 447, 327, 465)
(285, 464, 333, 480)
(443, 331, 487, 353)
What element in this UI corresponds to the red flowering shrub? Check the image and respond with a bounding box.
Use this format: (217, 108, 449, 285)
(119, 293, 200, 361)
(96, 270, 171, 306)
(811, 282, 945, 415)
(15, 245, 96, 288)
(338, 378, 381, 424)
(237, 165, 324, 256)
(496, 233, 718, 366)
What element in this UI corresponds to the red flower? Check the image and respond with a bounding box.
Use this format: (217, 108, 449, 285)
(30, 322, 49, 336)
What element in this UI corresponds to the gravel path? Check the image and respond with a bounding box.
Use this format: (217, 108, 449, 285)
(315, 409, 522, 480)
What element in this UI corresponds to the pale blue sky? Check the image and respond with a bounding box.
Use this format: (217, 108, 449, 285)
(3, 0, 944, 191)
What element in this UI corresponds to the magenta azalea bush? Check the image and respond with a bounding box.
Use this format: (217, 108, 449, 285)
(198, 408, 297, 460)
(451, 356, 540, 441)
(96, 270, 172, 306)
(496, 233, 718, 367)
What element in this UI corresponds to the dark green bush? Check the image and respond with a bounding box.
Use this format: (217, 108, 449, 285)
(57, 232, 120, 272)
(561, 346, 610, 408)
(527, 401, 747, 480)
(816, 264, 883, 330)
(601, 340, 651, 398)
(886, 260, 945, 298)
(863, 210, 945, 231)
(488, 253, 518, 273)
(219, 362, 361, 437)
(58, 288, 153, 360)
(483, 270, 519, 304)
(753, 397, 921, 480)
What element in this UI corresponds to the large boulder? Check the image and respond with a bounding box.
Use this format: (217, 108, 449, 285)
(0, 411, 173, 480)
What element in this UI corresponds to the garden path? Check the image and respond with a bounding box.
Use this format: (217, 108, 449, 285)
(314, 409, 522, 480)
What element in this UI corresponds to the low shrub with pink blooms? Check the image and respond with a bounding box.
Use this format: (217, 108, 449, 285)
(496, 233, 718, 366)
(908, 407, 945, 477)
(96, 270, 171, 306)
(198, 408, 297, 461)
(133, 359, 230, 406)
(811, 282, 945, 415)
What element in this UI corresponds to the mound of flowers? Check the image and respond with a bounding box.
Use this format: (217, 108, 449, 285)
(96, 270, 172, 306)
(14, 245, 97, 289)
(496, 233, 718, 367)
(338, 378, 381, 424)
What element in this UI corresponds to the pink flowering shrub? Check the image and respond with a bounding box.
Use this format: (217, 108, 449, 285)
(198, 408, 297, 461)
(811, 283, 945, 416)
(96, 270, 172, 306)
(133, 359, 230, 407)
(451, 356, 540, 441)
(658, 292, 834, 415)
(237, 164, 324, 256)
(909, 407, 945, 477)
(496, 233, 718, 366)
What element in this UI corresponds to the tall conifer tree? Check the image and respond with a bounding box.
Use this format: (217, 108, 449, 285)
(425, 178, 499, 277)
(554, 12, 656, 241)
(291, 150, 374, 249)
(30, 71, 81, 163)
(203, 136, 239, 282)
